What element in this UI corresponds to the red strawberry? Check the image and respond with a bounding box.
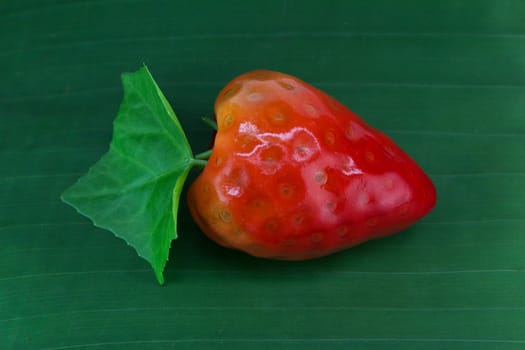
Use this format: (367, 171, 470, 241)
(187, 70, 436, 260)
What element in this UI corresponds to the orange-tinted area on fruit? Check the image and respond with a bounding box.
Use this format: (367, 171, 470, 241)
(187, 70, 436, 260)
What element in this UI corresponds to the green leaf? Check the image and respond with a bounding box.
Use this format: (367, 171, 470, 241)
(61, 66, 194, 285)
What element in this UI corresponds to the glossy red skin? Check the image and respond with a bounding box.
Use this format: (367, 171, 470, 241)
(187, 70, 436, 260)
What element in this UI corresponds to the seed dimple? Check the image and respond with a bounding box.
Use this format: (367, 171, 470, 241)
(265, 218, 280, 233)
(366, 216, 380, 227)
(247, 92, 263, 101)
(328, 98, 341, 112)
(260, 146, 284, 173)
(278, 183, 293, 198)
(314, 169, 328, 185)
(345, 124, 354, 139)
(291, 131, 319, 162)
(326, 200, 337, 212)
(278, 81, 295, 90)
(272, 112, 285, 124)
(325, 131, 335, 146)
(214, 156, 224, 166)
(253, 71, 269, 80)
(384, 145, 396, 159)
(305, 104, 317, 117)
(310, 233, 324, 243)
(337, 225, 350, 237)
(365, 151, 375, 162)
(293, 214, 304, 225)
(223, 85, 240, 99)
(222, 114, 234, 128)
(218, 209, 232, 224)
(248, 197, 270, 213)
(398, 203, 410, 216)
(293, 144, 311, 161)
(237, 135, 257, 151)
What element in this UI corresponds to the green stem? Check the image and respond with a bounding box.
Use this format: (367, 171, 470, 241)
(191, 159, 208, 168)
(202, 116, 218, 131)
(195, 149, 213, 160)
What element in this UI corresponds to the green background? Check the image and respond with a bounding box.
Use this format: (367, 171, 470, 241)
(2, 1, 525, 349)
